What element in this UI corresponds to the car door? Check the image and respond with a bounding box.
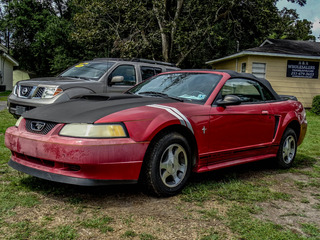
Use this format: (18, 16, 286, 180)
(206, 78, 276, 165)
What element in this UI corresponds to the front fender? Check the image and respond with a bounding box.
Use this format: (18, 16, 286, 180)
(124, 114, 182, 142)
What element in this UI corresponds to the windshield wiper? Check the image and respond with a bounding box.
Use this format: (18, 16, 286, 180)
(61, 76, 93, 81)
(138, 91, 183, 102)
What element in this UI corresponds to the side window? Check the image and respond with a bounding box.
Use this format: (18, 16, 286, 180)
(220, 78, 274, 103)
(154, 68, 162, 74)
(261, 85, 276, 101)
(109, 65, 136, 86)
(140, 67, 162, 80)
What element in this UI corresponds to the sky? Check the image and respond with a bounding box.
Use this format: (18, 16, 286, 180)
(276, 0, 320, 41)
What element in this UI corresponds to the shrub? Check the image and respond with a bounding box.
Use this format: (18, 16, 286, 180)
(311, 95, 320, 115)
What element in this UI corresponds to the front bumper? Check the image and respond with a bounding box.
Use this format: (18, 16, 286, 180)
(8, 160, 137, 186)
(8, 94, 51, 115)
(7, 93, 69, 117)
(5, 122, 149, 185)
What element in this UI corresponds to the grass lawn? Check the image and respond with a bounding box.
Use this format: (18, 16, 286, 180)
(0, 91, 11, 101)
(0, 109, 319, 240)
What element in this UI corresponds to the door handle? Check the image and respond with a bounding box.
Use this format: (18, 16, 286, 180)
(262, 110, 269, 115)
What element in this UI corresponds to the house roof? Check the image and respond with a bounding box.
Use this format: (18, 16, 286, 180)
(250, 39, 320, 56)
(2, 53, 19, 66)
(206, 39, 320, 64)
(0, 43, 19, 66)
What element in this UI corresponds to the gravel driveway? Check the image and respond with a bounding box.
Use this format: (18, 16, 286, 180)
(0, 101, 7, 111)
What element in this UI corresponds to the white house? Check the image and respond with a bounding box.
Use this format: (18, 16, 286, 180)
(0, 44, 19, 91)
(206, 39, 320, 108)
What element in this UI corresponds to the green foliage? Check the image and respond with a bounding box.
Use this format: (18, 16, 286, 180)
(1, 0, 81, 76)
(6, 220, 33, 240)
(80, 215, 114, 233)
(182, 178, 290, 203)
(33, 225, 78, 240)
(296, 111, 320, 158)
(0, 91, 11, 101)
(139, 233, 157, 240)
(121, 230, 138, 238)
(311, 95, 320, 115)
(0, 91, 11, 96)
(0, 110, 39, 218)
(4, 221, 77, 240)
(0, 110, 17, 161)
(300, 223, 320, 239)
(70, 0, 315, 68)
(269, 8, 315, 41)
(0, 0, 315, 72)
(200, 234, 220, 240)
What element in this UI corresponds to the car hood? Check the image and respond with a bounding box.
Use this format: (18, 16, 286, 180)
(22, 93, 177, 124)
(17, 77, 97, 89)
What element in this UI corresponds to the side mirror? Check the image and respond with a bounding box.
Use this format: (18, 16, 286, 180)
(111, 76, 124, 84)
(217, 95, 241, 107)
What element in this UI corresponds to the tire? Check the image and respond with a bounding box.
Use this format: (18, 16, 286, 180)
(143, 132, 192, 197)
(276, 128, 297, 169)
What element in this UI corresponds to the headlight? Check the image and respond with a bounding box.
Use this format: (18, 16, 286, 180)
(42, 86, 63, 99)
(59, 123, 128, 138)
(13, 85, 18, 96)
(15, 117, 24, 127)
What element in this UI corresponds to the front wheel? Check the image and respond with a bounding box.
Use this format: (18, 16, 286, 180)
(143, 132, 192, 197)
(276, 128, 297, 169)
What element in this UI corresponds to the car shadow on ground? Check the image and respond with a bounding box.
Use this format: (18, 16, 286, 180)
(18, 154, 317, 203)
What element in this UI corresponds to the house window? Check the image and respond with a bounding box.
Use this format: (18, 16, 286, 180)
(252, 62, 266, 78)
(241, 63, 246, 73)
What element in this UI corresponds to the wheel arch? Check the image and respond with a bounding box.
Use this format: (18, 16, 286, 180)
(285, 120, 300, 141)
(279, 110, 301, 143)
(144, 124, 198, 167)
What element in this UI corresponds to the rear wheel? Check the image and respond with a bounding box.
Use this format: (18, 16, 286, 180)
(276, 128, 297, 169)
(143, 132, 191, 197)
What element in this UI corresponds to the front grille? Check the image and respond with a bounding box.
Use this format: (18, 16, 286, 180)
(19, 85, 34, 97)
(25, 119, 58, 135)
(13, 152, 81, 172)
(34, 87, 45, 98)
(9, 103, 35, 111)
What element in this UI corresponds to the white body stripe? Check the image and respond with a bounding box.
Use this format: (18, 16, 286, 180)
(147, 104, 194, 133)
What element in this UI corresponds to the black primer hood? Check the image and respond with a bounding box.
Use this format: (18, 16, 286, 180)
(23, 93, 175, 124)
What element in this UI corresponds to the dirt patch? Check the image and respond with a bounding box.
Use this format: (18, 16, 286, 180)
(254, 169, 320, 235)
(5, 185, 234, 239)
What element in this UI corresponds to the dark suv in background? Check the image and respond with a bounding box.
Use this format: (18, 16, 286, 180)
(8, 58, 179, 117)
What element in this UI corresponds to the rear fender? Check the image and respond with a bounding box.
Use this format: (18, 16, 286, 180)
(276, 111, 300, 143)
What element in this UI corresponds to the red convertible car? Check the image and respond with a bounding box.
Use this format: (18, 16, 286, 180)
(5, 70, 307, 196)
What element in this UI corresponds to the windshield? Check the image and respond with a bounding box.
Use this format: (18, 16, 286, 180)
(128, 72, 222, 104)
(60, 62, 115, 81)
